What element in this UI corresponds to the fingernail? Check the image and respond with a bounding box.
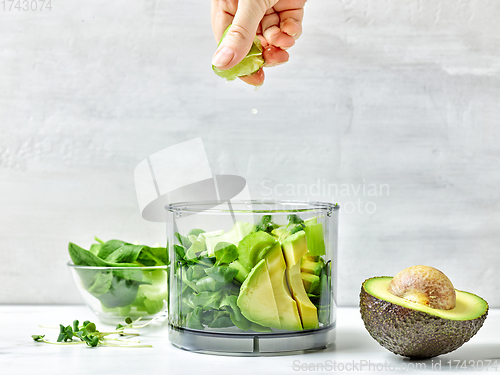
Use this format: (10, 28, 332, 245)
(212, 47, 235, 68)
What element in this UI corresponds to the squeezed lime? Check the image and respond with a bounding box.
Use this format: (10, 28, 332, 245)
(213, 25, 265, 81)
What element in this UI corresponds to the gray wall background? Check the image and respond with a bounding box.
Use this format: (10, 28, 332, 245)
(1, 0, 499, 307)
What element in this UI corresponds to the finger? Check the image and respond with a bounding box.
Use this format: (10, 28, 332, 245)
(212, 0, 267, 70)
(263, 46, 289, 67)
(279, 9, 304, 40)
(256, 35, 269, 48)
(261, 12, 296, 49)
(239, 67, 265, 86)
(263, 27, 296, 49)
(260, 10, 280, 38)
(272, 0, 307, 13)
(257, 23, 262, 36)
(211, 0, 236, 42)
(262, 6, 280, 22)
(274, 0, 306, 39)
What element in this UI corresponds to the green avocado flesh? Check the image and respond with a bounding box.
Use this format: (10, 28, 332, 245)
(236, 229, 321, 331)
(237, 231, 277, 272)
(174, 216, 331, 333)
(301, 258, 323, 276)
(237, 259, 281, 329)
(365, 277, 487, 320)
(360, 277, 488, 358)
(282, 232, 319, 330)
(265, 243, 303, 331)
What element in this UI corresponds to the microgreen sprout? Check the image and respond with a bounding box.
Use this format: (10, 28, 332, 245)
(255, 215, 279, 233)
(32, 317, 154, 348)
(286, 214, 306, 234)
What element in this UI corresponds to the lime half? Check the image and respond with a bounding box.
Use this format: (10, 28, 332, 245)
(213, 25, 265, 81)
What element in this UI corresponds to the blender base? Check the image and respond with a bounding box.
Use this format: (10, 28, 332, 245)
(168, 323, 336, 356)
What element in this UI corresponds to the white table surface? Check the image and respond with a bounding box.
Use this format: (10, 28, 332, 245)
(1, 306, 499, 374)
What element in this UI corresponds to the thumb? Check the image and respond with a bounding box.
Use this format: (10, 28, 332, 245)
(212, 0, 267, 70)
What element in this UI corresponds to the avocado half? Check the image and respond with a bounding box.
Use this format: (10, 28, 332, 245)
(360, 277, 488, 358)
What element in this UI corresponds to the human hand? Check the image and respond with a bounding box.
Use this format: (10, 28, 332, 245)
(211, 0, 306, 86)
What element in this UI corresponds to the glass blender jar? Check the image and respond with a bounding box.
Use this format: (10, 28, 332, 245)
(166, 200, 339, 355)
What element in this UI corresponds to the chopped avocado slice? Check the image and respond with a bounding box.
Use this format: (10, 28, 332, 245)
(237, 259, 281, 329)
(281, 232, 319, 330)
(271, 227, 290, 242)
(212, 25, 265, 82)
(303, 254, 320, 262)
(228, 260, 249, 283)
(281, 231, 307, 265)
(287, 264, 319, 330)
(301, 258, 324, 276)
(265, 243, 302, 331)
(206, 222, 254, 257)
(301, 272, 320, 295)
(360, 277, 489, 358)
(237, 231, 277, 271)
(303, 223, 326, 256)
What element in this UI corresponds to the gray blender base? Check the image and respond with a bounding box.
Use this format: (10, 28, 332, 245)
(168, 323, 336, 355)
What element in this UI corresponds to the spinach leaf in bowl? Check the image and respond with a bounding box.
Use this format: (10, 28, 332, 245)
(68, 238, 168, 311)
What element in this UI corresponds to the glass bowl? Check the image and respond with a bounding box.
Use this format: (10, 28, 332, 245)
(68, 262, 169, 324)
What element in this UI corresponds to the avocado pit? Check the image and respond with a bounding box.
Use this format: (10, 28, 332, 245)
(388, 265, 456, 310)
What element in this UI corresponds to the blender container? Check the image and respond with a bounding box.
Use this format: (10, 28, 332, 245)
(166, 200, 339, 355)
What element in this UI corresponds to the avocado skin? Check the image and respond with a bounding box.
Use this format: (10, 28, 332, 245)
(359, 283, 488, 359)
